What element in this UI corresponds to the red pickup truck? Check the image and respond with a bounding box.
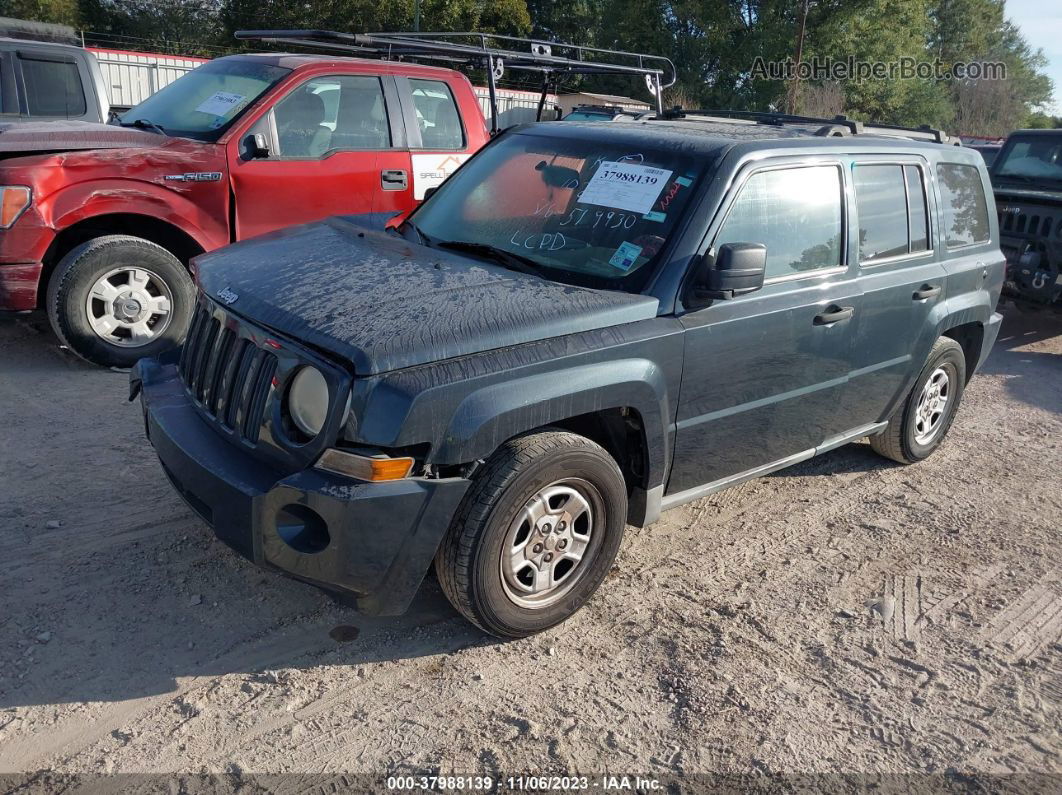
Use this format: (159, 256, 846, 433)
(0, 53, 488, 366)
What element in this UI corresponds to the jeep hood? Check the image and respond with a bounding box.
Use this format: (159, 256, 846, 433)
(195, 217, 660, 375)
(993, 184, 1062, 207)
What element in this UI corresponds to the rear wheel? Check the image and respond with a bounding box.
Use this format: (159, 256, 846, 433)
(47, 235, 194, 368)
(435, 430, 628, 638)
(870, 336, 966, 464)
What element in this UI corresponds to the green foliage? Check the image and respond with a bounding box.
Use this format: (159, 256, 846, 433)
(1023, 112, 1062, 129)
(1, 0, 78, 26)
(4, 0, 1054, 133)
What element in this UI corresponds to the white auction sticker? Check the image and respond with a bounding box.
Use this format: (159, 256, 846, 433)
(579, 161, 673, 214)
(194, 91, 245, 117)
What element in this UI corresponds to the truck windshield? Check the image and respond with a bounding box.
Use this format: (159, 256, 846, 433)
(993, 134, 1062, 183)
(118, 59, 290, 141)
(410, 130, 706, 291)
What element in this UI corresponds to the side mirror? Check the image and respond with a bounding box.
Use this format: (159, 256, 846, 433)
(692, 243, 767, 302)
(423, 186, 439, 200)
(245, 133, 271, 159)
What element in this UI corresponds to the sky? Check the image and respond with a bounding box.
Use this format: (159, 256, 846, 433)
(1007, 0, 1062, 114)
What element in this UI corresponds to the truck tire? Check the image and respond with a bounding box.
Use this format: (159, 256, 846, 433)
(870, 336, 966, 464)
(47, 235, 194, 368)
(436, 429, 628, 638)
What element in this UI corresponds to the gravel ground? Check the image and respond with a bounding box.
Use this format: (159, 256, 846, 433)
(0, 306, 1059, 790)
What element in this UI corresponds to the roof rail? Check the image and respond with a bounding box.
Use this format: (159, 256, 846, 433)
(658, 108, 863, 132)
(860, 121, 961, 145)
(654, 108, 960, 144)
(234, 29, 676, 131)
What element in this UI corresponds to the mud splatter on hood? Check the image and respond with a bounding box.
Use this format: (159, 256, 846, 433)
(195, 216, 660, 375)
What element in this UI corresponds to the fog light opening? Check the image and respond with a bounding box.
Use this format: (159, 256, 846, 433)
(275, 504, 330, 554)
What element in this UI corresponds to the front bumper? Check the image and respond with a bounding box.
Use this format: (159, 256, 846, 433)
(133, 356, 470, 616)
(0, 262, 43, 311)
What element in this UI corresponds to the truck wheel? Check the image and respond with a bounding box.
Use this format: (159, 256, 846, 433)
(47, 235, 194, 368)
(436, 430, 628, 638)
(870, 337, 966, 464)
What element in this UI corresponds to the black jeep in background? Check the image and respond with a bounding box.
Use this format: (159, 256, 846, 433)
(991, 129, 1062, 308)
(134, 111, 1004, 639)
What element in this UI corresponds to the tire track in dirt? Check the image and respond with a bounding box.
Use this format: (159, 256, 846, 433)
(982, 584, 1062, 662)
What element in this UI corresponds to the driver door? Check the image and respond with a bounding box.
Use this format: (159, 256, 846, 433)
(668, 160, 863, 495)
(228, 73, 409, 240)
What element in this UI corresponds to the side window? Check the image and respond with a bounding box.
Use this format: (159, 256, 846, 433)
(20, 56, 86, 117)
(273, 75, 389, 158)
(714, 165, 843, 280)
(905, 165, 930, 252)
(853, 165, 909, 260)
(410, 79, 464, 150)
(852, 163, 931, 262)
(938, 163, 991, 247)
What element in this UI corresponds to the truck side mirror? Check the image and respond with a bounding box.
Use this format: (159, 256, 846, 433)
(690, 243, 767, 304)
(245, 133, 271, 159)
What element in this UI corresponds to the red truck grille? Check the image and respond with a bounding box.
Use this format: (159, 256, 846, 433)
(178, 302, 277, 444)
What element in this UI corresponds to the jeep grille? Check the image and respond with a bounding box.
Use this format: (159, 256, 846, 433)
(178, 302, 277, 444)
(999, 208, 1055, 238)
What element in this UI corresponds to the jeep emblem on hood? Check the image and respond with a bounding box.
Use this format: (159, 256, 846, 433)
(217, 287, 239, 305)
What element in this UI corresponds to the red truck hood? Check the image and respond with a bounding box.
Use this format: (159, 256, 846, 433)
(0, 120, 167, 155)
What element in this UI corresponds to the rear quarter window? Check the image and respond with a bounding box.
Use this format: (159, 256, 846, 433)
(937, 163, 991, 247)
(20, 55, 86, 117)
(410, 79, 464, 150)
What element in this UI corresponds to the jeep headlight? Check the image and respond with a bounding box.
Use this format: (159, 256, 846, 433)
(287, 366, 330, 437)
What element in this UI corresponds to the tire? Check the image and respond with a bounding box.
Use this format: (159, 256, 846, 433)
(435, 429, 628, 639)
(46, 235, 194, 368)
(869, 336, 967, 464)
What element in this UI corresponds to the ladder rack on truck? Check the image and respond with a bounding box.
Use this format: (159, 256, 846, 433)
(235, 29, 676, 132)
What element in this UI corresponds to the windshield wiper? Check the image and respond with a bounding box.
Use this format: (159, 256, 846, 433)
(434, 240, 543, 277)
(120, 118, 167, 135)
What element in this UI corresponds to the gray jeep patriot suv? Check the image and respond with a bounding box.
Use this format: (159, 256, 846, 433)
(133, 111, 1004, 638)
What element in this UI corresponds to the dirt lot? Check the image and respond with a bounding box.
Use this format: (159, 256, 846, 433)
(0, 306, 1059, 790)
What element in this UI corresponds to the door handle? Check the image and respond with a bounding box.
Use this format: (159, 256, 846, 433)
(813, 305, 854, 325)
(381, 169, 408, 190)
(912, 284, 942, 300)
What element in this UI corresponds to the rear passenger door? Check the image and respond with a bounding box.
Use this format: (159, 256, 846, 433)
(394, 76, 472, 208)
(669, 160, 864, 495)
(844, 159, 948, 424)
(228, 73, 407, 239)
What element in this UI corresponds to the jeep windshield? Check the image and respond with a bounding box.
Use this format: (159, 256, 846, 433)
(408, 129, 707, 291)
(993, 133, 1062, 185)
(118, 59, 290, 141)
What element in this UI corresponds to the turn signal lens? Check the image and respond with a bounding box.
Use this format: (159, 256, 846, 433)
(0, 186, 31, 228)
(315, 449, 414, 482)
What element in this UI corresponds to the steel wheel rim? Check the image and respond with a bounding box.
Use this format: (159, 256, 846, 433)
(500, 479, 597, 609)
(913, 366, 950, 445)
(85, 266, 173, 348)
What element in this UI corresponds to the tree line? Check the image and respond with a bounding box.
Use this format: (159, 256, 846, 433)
(2, 0, 1058, 135)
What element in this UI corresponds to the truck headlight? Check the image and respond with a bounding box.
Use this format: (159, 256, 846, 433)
(0, 186, 31, 228)
(287, 366, 330, 437)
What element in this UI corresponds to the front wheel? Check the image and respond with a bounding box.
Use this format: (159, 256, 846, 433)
(435, 430, 628, 638)
(46, 235, 194, 368)
(870, 336, 967, 464)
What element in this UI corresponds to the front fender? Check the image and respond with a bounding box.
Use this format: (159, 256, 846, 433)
(437, 358, 671, 487)
(46, 179, 228, 252)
